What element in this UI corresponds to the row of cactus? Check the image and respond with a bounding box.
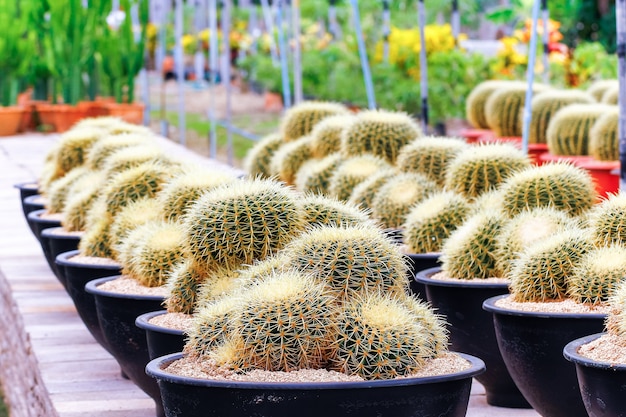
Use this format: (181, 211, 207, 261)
(39, 114, 453, 381)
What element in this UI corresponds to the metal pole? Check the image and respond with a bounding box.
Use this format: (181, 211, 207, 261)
(617, 0, 626, 189)
(382, 0, 390, 63)
(417, 0, 428, 131)
(156, 0, 169, 137)
(222, 0, 234, 165)
(328, 0, 340, 39)
(521, 0, 542, 155)
(132, 4, 150, 125)
(208, 0, 218, 158)
(194, 0, 207, 88)
(175, 0, 186, 145)
(452, 0, 460, 46)
(350, 0, 376, 109)
(292, 0, 303, 103)
(112, 0, 119, 11)
(249, 3, 259, 55)
(276, 0, 292, 109)
(541, 0, 550, 84)
(260, 0, 279, 65)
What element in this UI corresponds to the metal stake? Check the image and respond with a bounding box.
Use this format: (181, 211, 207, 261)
(276, 0, 292, 109)
(208, 0, 218, 158)
(617, 0, 626, 189)
(350, 0, 376, 109)
(521, 0, 542, 156)
(382, 0, 390, 63)
(292, 0, 303, 103)
(175, 0, 186, 145)
(417, 0, 429, 130)
(222, 0, 234, 165)
(541, 0, 550, 84)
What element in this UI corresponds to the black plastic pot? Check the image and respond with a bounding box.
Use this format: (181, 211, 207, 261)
(147, 351, 485, 417)
(40, 227, 81, 285)
(22, 196, 46, 235)
(483, 295, 607, 417)
(14, 181, 40, 218)
(564, 332, 626, 417)
(404, 253, 441, 300)
(136, 311, 186, 361)
(55, 250, 121, 351)
(27, 208, 61, 242)
(415, 268, 529, 408)
(86, 276, 167, 417)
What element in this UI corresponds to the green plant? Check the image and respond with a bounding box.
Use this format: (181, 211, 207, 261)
(299, 194, 371, 228)
(280, 101, 349, 142)
(347, 168, 396, 211)
(270, 136, 314, 185)
(371, 172, 438, 229)
(309, 114, 356, 158)
(0, 0, 34, 106)
(46, 166, 91, 213)
(589, 107, 619, 161)
(587, 192, 626, 246)
(108, 197, 163, 258)
(102, 146, 170, 180)
(78, 215, 115, 259)
(485, 83, 551, 137)
(528, 90, 595, 144)
(186, 294, 242, 357)
(444, 143, 530, 200)
(329, 154, 392, 201)
(396, 137, 468, 186)
(294, 153, 343, 195)
(86, 133, 153, 170)
(465, 80, 515, 129)
(283, 224, 407, 300)
(509, 229, 593, 302)
(586, 79, 618, 101)
(441, 213, 504, 280)
(495, 207, 578, 276)
(243, 133, 284, 178)
(546, 104, 615, 155)
(62, 178, 106, 232)
(403, 191, 470, 254)
(499, 162, 596, 217)
(184, 179, 304, 273)
(332, 292, 447, 380)
(340, 110, 422, 164)
(165, 260, 205, 315)
(567, 245, 626, 305)
(52, 128, 105, 180)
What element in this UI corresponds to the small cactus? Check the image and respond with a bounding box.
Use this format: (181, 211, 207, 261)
(347, 168, 396, 211)
(371, 172, 438, 229)
(165, 260, 204, 314)
(86, 133, 153, 170)
(403, 191, 471, 254)
(186, 295, 243, 357)
(509, 229, 593, 302)
(280, 101, 349, 142)
(485, 83, 550, 137)
(600, 84, 619, 105)
(606, 280, 626, 338)
(499, 162, 596, 217)
(396, 137, 468, 186)
(294, 153, 343, 195)
(53, 127, 105, 180)
(546, 104, 615, 156)
(444, 143, 530, 200)
(589, 107, 619, 161)
(586, 79, 618, 102)
(469, 189, 504, 216)
(340, 109, 422, 163)
(329, 154, 392, 201)
(441, 213, 504, 279)
(567, 245, 626, 305)
(195, 266, 241, 305)
(73, 116, 126, 130)
(78, 215, 115, 259)
(184, 178, 304, 273)
(465, 80, 517, 129)
(309, 114, 356, 158)
(101, 146, 170, 180)
(62, 181, 103, 232)
(298, 194, 372, 228)
(528, 90, 595, 144)
(46, 166, 91, 213)
(109, 197, 163, 257)
(283, 224, 408, 299)
(332, 292, 447, 380)
(270, 135, 313, 185)
(243, 133, 284, 178)
(587, 192, 626, 246)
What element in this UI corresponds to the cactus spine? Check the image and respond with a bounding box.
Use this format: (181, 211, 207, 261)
(294, 153, 343, 195)
(347, 168, 396, 211)
(465, 80, 516, 129)
(329, 154, 392, 201)
(396, 137, 468, 186)
(299, 194, 372, 228)
(546, 104, 615, 156)
(587, 192, 626, 246)
(243, 133, 284, 178)
(270, 135, 314, 185)
(280, 101, 349, 142)
(86, 133, 152, 170)
(165, 260, 204, 314)
(485, 83, 550, 137)
(567, 245, 626, 305)
(309, 114, 355, 158)
(589, 107, 619, 161)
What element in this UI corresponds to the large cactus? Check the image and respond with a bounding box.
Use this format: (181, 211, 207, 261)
(546, 104, 615, 156)
(396, 137, 468, 186)
(465, 80, 517, 129)
(587, 79, 618, 102)
(485, 83, 550, 137)
(589, 106, 619, 161)
(280, 101, 349, 142)
(243, 133, 284, 178)
(329, 154, 392, 201)
(309, 114, 356, 158)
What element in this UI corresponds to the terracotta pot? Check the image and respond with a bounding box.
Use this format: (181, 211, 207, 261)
(104, 102, 145, 125)
(53, 104, 88, 132)
(538, 152, 594, 165)
(0, 106, 26, 136)
(263, 91, 283, 112)
(34, 102, 57, 132)
(18, 102, 39, 132)
(459, 128, 493, 144)
(528, 143, 549, 165)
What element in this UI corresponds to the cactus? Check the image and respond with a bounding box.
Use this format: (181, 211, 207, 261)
(499, 162, 596, 217)
(86, 133, 153, 170)
(347, 168, 396, 211)
(485, 83, 550, 137)
(329, 154, 392, 201)
(184, 178, 304, 273)
(371, 172, 438, 229)
(280, 101, 349, 142)
(73, 116, 127, 130)
(270, 135, 314, 185)
(528, 90, 595, 144)
(78, 215, 115, 259)
(186, 294, 243, 357)
(587, 192, 626, 246)
(340, 110, 422, 163)
(219, 270, 337, 372)
(587, 79, 618, 102)
(546, 104, 615, 156)
(109, 197, 163, 258)
(106, 122, 154, 136)
(309, 114, 356, 158)
(243, 133, 284, 178)
(396, 137, 468, 186)
(444, 143, 530, 200)
(62, 178, 105, 232)
(465, 80, 517, 129)
(495, 207, 578, 276)
(283, 224, 408, 299)
(195, 266, 242, 304)
(101, 146, 171, 181)
(469, 189, 504, 216)
(589, 107, 619, 161)
(165, 260, 204, 314)
(120, 221, 187, 287)
(298, 194, 372, 228)
(441, 212, 504, 279)
(403, 191, 471, 254)
(332, 292, 447, 380)
(157, 168, 236, 223)
(53, 127, 105, 180)
(567, 245, 626, 305)
(46, 166, 90, 213)
(600, 84, 619, 105)
(294, 153, 343, 195)
(509, 229, 593, 302)
(606, 280, 626, 337)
